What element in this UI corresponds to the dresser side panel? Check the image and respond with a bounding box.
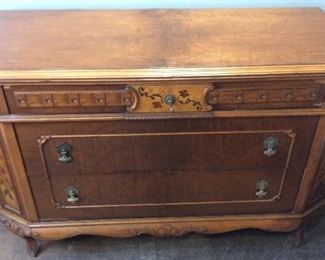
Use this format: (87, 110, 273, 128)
(0, 87, 9, 114)
(0, 124, 38, 221)
(0, 138, 20, 213)
(294, 116, 325, 212)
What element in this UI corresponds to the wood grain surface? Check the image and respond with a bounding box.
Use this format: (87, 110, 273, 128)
(14, 117, 317, 220)
(0, 8, 325, 72)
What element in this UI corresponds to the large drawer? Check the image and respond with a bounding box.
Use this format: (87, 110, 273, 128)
(15, 117, 317, 221)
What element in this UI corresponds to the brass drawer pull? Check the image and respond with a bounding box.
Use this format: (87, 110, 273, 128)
(164, 94, 176, 112)
(263, 137, 278, 157)
(256, 180, 269, 199)
(65, 186, 79, 203)
(57, 143, 73, 163)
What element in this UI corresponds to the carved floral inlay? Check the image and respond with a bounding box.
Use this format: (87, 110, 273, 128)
(177, 90, 203, 110)
(137, 86, 206, 112)
(138, 87, 164, 109)
(0, 144, 20, 213)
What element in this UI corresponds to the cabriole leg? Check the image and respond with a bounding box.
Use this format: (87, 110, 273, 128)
(25, 237, 42, 257)
(293, 225, 305, 247)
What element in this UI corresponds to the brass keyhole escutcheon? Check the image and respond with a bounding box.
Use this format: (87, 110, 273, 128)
(57, 143, 73, 163)
(256, 180, 269, 199)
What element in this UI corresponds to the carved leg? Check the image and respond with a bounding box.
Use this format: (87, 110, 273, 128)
(293, 225, 305, 247)
(25, 237, 41, 257)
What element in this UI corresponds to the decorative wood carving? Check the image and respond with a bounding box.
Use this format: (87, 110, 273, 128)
(0, 142, 20, 213)
(206, 86, 322, 106)
(0, 213, 31, 238)
(128, 224, 208, 237)
(3, 199, 325, 242)
(28, 209, 317, 241)
(14, 86, 138, 111)
(13, 84, 323, 113)
(126, 113, 215, 120)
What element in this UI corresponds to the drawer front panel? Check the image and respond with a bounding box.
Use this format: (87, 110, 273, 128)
(5, 80, 325, 114)
(15, 117, 317, 220)
(38, 131, 292, 208)
(4, 84, 137, 114)
(40, 132, 292, 176)
(206, 80, 325, 110)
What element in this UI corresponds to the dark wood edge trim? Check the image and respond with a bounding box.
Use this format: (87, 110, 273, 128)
(294, 116, 325, 212)
(0, 124, 38, 221)
(1, 65, 325, 81)
(0, 109, 325, 123)
(1, 198, 325, 241)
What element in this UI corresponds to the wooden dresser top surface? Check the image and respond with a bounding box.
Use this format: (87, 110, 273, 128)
(0, 8, 325, 80)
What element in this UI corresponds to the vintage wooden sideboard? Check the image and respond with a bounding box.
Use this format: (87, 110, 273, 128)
(0, 8, 325, 256)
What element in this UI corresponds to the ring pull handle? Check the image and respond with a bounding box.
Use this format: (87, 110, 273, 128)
(256, 180, 269, 199)
(65, 186, 79, 203)
(57, 143, 73, 163)
(263, 137, 279, 157)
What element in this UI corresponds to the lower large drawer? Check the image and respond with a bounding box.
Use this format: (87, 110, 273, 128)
(15, 117, 317, 221)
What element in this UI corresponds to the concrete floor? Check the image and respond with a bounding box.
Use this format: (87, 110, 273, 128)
(1, 216, 324, 260)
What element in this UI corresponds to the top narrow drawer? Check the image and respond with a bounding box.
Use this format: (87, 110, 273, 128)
(3, 80, 325, 114)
